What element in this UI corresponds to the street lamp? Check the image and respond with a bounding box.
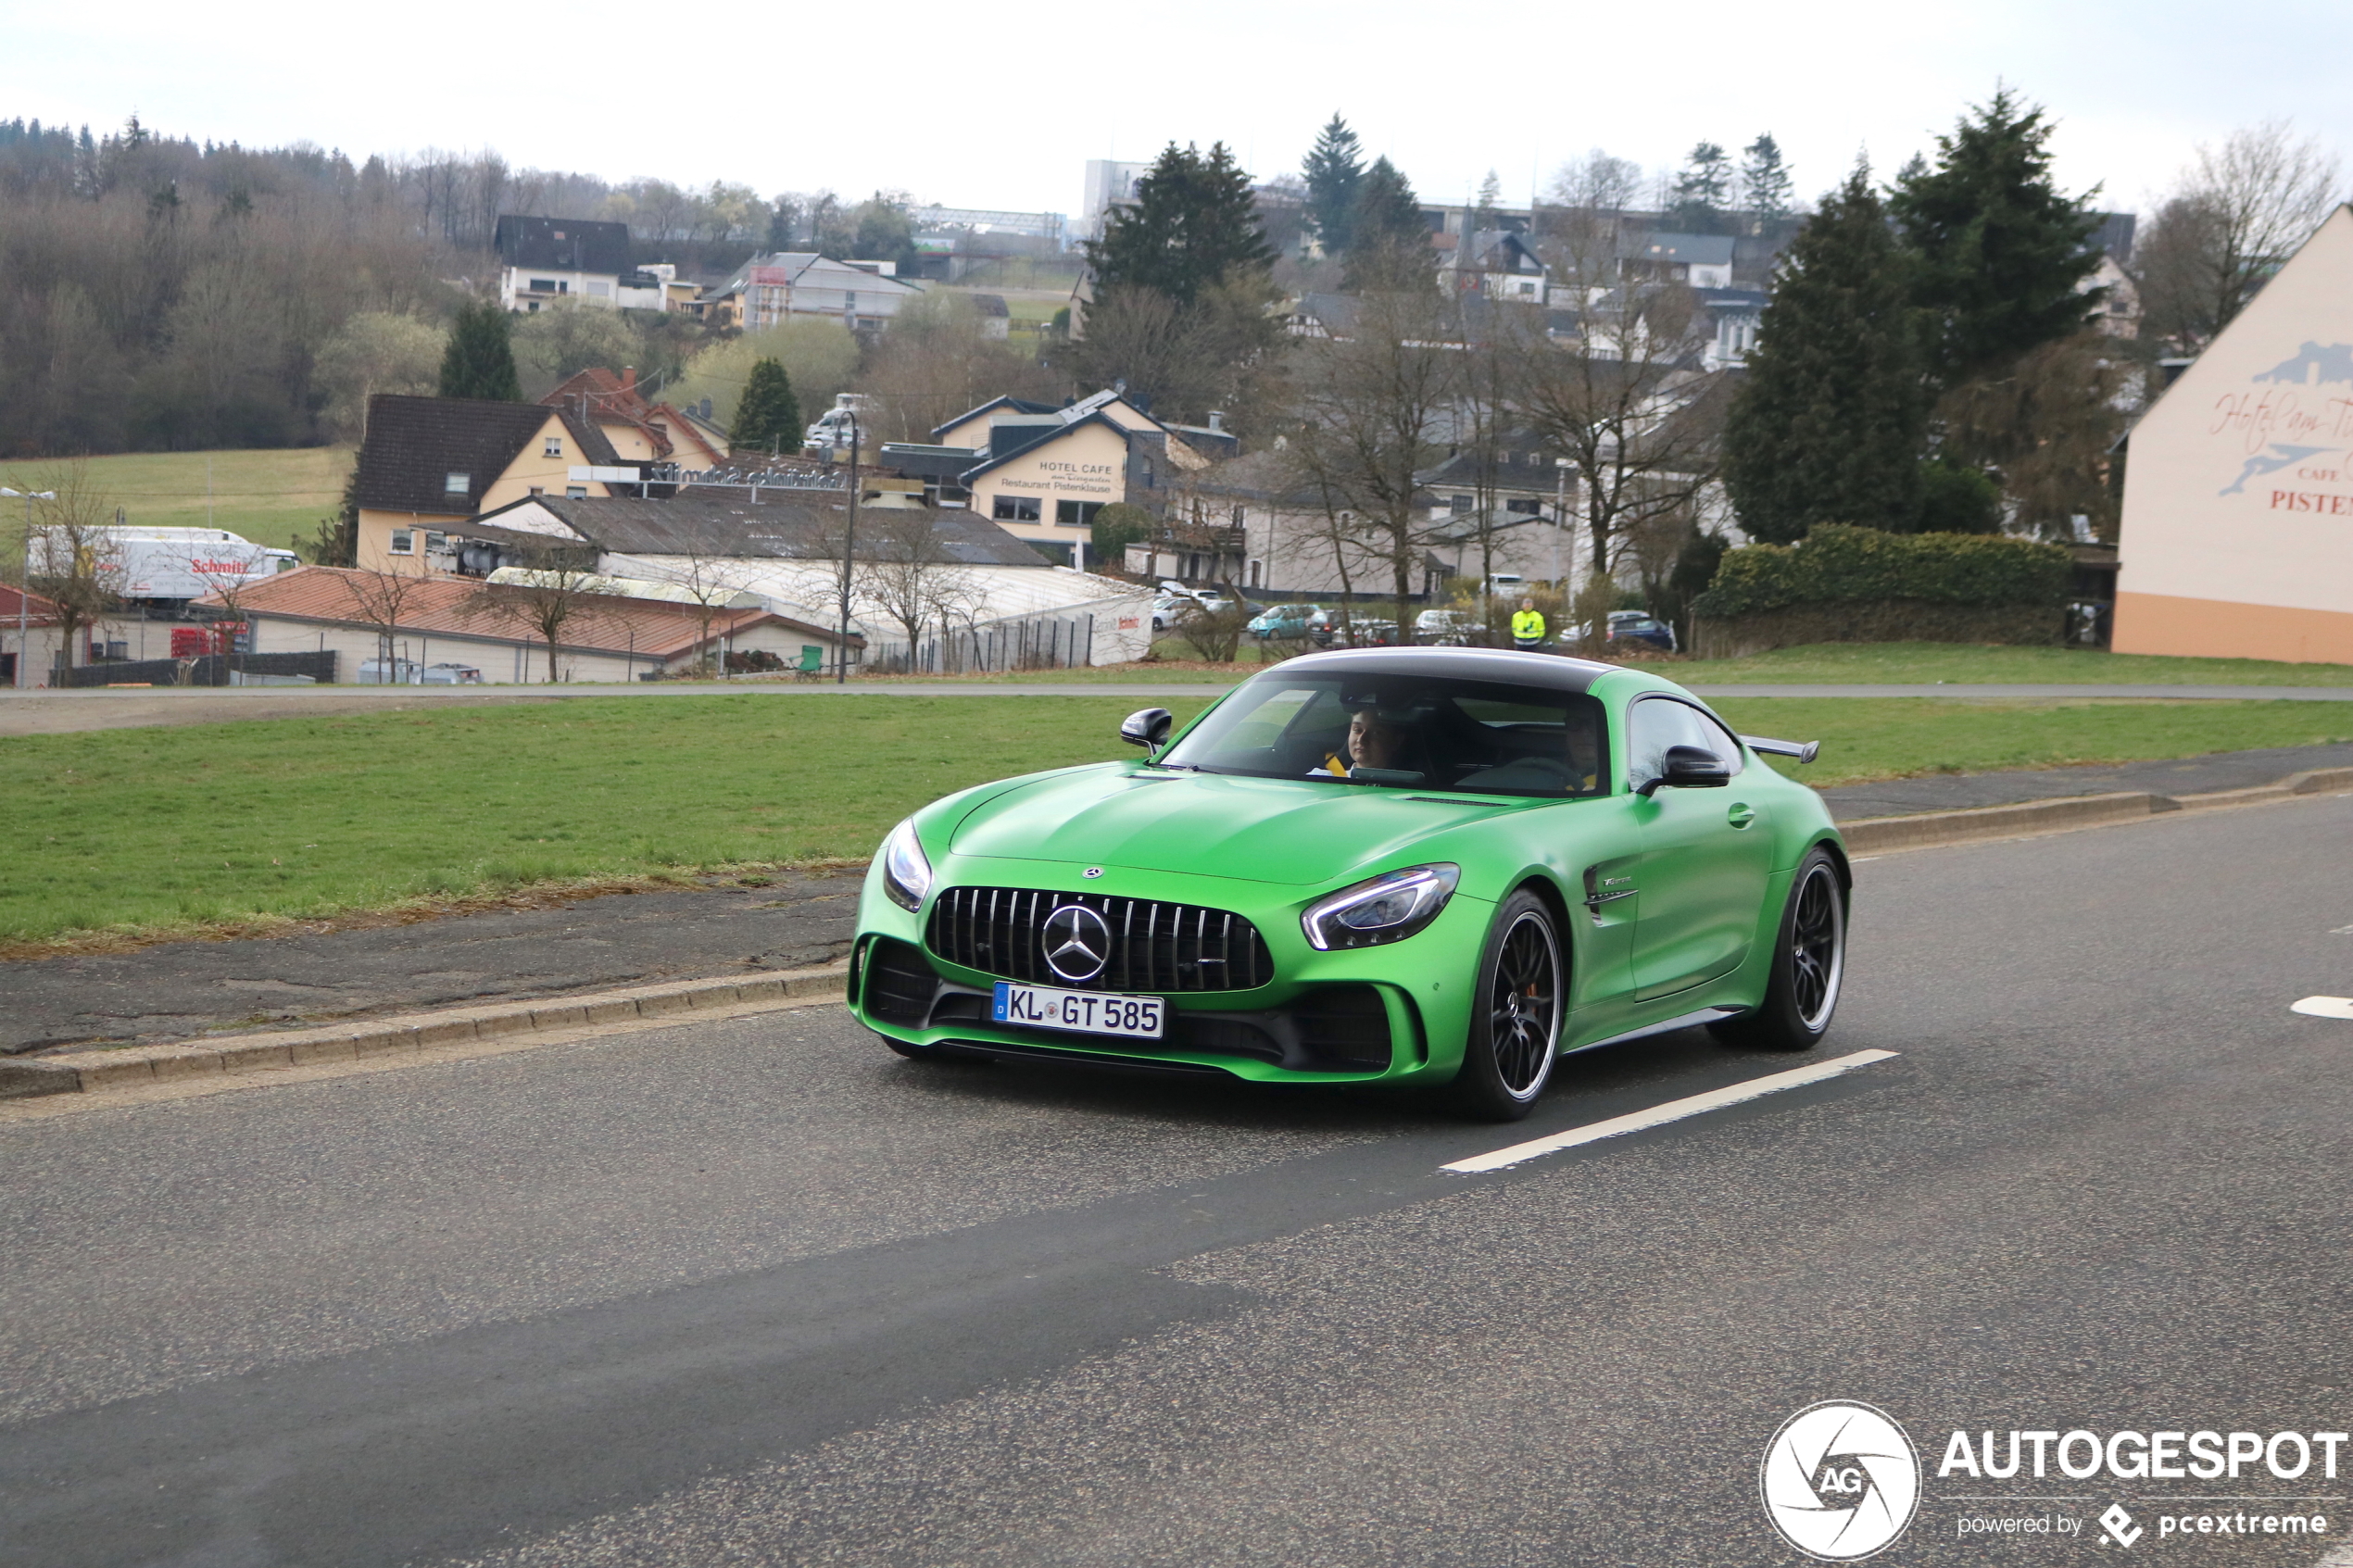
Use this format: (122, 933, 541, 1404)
(1550, 459, 1574, 589)
(3, 486, 57, 693)
(836, 414, 860, 684)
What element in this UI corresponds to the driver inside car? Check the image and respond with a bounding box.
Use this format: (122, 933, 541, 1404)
(1313, 707, 1411, 776)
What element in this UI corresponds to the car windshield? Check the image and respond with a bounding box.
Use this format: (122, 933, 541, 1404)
(1158, 673, 1608, 797)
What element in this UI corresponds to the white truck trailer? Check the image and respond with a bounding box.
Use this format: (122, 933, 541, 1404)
(31, 526, 296, 605)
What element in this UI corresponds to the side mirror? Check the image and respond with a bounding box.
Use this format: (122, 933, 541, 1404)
(1120, 707, 1175, 753)
(1639, 744, 1732, 796)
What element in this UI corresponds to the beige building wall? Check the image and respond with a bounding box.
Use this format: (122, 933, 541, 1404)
(965, 421, 1132, 559)
(354, 413, 623, 572)
(2114, 206, 2353, 663)
(248, 613, 831, 684)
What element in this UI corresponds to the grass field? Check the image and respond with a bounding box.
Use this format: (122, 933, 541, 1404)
(5, 693, 2350, 949)
(0, 447, 350, 559)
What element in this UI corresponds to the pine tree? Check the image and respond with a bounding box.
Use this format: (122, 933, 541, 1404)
(1739, 134, 1793, 229)
(1341, 157, 1429, 291)
(1086, 142, 1276, 306)
(1890, 87, 2104, 387)
(1669, 143, 1732, 232)
(438, 300, 522, 401)
(730, 358, 803, 454)
(1472, 169, 1504, 232)
(1722, 163, 1929, 544)
(1301, 114, 1366, 256)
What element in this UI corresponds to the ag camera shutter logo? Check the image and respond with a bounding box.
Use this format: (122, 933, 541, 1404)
(1760, 1400, 1921, 1560)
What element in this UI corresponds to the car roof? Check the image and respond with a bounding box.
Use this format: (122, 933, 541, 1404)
(1253, 646, 1618, 694)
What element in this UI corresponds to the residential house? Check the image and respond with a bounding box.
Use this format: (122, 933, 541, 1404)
(541, 368, 732, 469)
(697, 253, 925, 331)
(494, 217, 665, 312)
(208, 564, 854, 684)
(1441, 229, 1550, 303)
(350, 394, 638, 572)
(1617, 232, 1735, 289)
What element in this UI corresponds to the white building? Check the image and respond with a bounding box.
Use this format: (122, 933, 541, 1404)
(2113, 204, 2353, 663)
(493, 216, 664, 312)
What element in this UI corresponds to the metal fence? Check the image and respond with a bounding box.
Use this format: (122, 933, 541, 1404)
(862, 615, 1095, 675)
(58, 651, 340, 688)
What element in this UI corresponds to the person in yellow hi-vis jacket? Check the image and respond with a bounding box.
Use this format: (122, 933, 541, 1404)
(1510, 598, 1546, 650)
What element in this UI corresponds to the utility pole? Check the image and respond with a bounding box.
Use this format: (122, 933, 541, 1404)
(836, 415, 860, 684)
(4, 486, 57, 691)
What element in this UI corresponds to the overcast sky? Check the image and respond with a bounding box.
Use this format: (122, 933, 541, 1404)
(18, 0, 2353, 222)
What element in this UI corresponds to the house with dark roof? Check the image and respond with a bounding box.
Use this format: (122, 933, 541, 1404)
(351, 394, 636, 573)
(494, 216, 664, 312)
(872, 389, 1215, 568)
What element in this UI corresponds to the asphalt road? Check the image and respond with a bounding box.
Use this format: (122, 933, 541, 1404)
(5, 796, 2353, 1566)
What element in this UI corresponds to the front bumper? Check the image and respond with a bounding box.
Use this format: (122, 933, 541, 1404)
(850, 855, 1490, 1085)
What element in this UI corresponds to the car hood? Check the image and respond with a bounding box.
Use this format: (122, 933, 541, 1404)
(946, 764, 1532, 886)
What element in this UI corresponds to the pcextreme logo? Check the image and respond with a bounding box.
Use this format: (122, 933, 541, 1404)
(1760, 1400, 1923, 1561)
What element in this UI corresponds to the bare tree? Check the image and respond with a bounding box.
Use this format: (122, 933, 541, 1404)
(474, 545, 619, 683)
(1939, 332, 2133, 539)
(1281, 288, 1461, 632)
(657, 547, 755, 678)
(853, 508, 979, 659)
(1506, 230, 1724, 583)
(23, 462, 124, 677)
(2134, 121, 2347, 353)
(344, 562, 431, 682)
(177, 535, 280, 676)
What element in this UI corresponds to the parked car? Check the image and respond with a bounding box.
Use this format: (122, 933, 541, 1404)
(1605, 611, 1677, 653)
(852, 646, 1844, 1120)
(1330, 617, 1402, 647)
(1413, 608, 1484, 646)
(1247, 603, 1330, 641)
(420, 662, 485, 684)
(358, 657, 421, 684)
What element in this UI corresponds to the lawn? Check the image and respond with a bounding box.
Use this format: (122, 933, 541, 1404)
(0, 447, 350, 559)
(5, 693, 2350, 950)
(0, 695, 1215, 950)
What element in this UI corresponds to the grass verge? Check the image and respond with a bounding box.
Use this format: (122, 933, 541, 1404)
(0, 447, 350, 558)
(0, 694, 1215, 952)
(5, 693, 2346, 951)
(1717, 697, 2353, 788)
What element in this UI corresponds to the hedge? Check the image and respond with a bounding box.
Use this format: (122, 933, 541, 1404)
(1690, 525, 2072, 618)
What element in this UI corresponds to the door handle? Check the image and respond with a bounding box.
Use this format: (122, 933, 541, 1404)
(1727, 802, 1755, 829)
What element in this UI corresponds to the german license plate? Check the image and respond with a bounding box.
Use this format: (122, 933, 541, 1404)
(991, 982, 1165, 1040)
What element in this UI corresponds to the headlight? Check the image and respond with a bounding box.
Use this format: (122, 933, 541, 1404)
(1302, 864, 1461, 951)
(879, 817, 933, 911)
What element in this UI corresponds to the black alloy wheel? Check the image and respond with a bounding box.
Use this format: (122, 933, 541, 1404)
(1446, 890, 1565, 1122)
(1709, 847, 1846, 1052)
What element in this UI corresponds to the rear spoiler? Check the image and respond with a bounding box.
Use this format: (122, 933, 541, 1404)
(1743, 734, 1820, 764)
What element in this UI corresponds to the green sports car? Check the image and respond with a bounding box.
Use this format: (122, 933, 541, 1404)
(850, 647, 1848, 1120)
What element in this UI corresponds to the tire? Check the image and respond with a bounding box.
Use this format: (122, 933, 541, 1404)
(1709, 848, 1846, 1052)
(1444, 890, 1566, 1122)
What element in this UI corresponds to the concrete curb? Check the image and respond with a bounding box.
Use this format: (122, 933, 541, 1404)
(0, 965, 849, 1102)
(1840, 766, 2353, 854)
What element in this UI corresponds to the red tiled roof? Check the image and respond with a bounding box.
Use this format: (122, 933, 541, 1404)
(202, 564, 836, 659)
(0, 584, 63, 625)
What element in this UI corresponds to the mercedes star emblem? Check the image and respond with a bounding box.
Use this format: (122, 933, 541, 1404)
(1041, 904, 1112, 982)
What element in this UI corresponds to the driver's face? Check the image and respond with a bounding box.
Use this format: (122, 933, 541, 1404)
(1348, 710, 1403, 768)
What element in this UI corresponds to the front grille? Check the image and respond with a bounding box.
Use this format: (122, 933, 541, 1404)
(925, 886, 1275, 993)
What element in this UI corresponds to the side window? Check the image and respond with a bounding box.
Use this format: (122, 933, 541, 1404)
(1628, 697, 1743, 787)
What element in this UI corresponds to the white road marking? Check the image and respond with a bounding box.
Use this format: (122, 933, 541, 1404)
(2292, 997, 2353, 1020)
(2330, 924, 2353, 935)
(1442, 1049, 1902, 1173)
